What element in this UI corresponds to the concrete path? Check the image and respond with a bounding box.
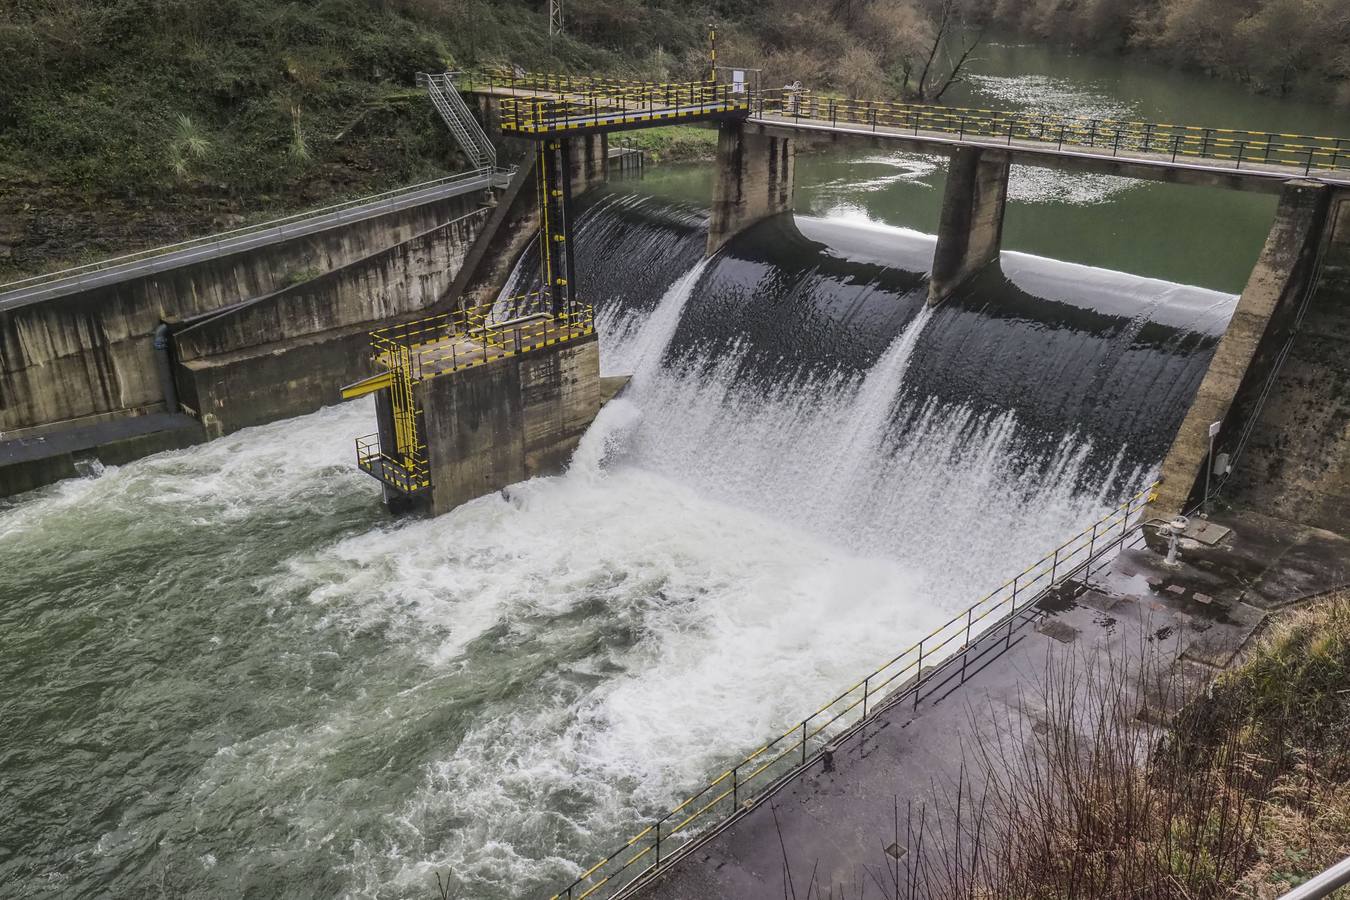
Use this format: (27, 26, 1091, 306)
(630, 513, 1348, 899)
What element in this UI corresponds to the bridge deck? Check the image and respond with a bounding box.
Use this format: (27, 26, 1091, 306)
(749, 113, 1350, 191)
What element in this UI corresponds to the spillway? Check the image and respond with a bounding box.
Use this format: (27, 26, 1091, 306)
(0, 186, 1236, 898)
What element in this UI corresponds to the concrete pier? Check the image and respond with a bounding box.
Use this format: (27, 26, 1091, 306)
(707, 122, 795, 255)
(928, 146, 1011, 306)
(1150, 180, 1334, 520)
(419, 335, 601, 516)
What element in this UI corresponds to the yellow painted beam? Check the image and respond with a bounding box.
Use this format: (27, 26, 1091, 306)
(340, 371, 392, 400)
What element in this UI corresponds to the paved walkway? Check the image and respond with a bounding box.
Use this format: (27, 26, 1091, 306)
(630, 511, 1348, 899)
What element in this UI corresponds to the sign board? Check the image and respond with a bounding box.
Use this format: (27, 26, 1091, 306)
(732, 70, 746, 93)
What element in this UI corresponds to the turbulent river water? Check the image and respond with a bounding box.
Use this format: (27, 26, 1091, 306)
(1, 41, 1340, 900)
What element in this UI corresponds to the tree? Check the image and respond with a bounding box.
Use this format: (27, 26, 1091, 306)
(896, 0, 987, 103)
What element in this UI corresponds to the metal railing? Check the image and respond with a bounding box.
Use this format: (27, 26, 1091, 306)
(755, 91, 1350, 174)
(418, 72, 498, 168)
(548, 483, 1158, 900)
(369, 293, 595, 381)
(0, 168, 512, 305)
(355, 434, 430, 494)
(456, 70, 748, 135)
(1276, 855, 1350, 899)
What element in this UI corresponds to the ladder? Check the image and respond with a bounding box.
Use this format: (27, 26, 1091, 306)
(417, 72, 497, 169)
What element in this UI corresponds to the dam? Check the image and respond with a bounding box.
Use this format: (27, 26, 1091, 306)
(2, 45, 1348, 900)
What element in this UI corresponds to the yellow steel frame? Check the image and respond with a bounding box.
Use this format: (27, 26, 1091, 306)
(547, 483, 1160, 900)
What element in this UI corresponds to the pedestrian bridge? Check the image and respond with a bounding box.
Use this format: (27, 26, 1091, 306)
(459, 69, 1350, 188)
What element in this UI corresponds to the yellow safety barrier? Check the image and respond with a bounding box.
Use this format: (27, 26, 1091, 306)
(547, 483, 1158, 899)
(354, 293, 595, 495)
(456, 70, 749, 135)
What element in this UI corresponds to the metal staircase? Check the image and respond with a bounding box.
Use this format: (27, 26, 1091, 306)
(417, 72, 497, 169)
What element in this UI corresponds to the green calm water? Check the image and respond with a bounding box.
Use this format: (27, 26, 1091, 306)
(638, 39, 1349, 293)
(2, 41, 1344, 900)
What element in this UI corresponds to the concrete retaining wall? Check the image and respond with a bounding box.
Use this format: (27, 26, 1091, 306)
(0, 192, 481, 435)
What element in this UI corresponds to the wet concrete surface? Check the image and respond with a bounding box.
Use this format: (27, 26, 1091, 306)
(630, 513, 1348, 899)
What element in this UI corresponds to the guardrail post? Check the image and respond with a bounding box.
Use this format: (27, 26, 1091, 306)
(914, 641, 923, 710)
(1006, 575, 1018, 648)
(1088, 119, 1097, 146)
(1202, 127, 1212, 157)
(1113, 129, 1122, 156)
(1172, 135, 1180, 162)
(655, 819, 662, 866)
(1050, 546, 1059, 583)
(862, 676, 870, 718)
(1057, 125, 1065, 149)
(732, 766, 738, 807)
(1089, 521, 1097, 558)
(801, 721, 808, 764)
(1236, 141, 1245, 169)
(959, 114, 966, 139)
(961, 608, 973, 683)
(1305, 148, 1314, 175)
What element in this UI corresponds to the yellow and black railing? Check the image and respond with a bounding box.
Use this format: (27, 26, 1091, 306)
(455, 70, 748, 135)
(347, 294, 596, 495)
(499, 81, 747, 135)
(758, 90, 1350, 174)
(546, 483, 1158, 900)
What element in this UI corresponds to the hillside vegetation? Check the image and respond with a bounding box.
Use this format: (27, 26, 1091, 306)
(2, 0, 1347, 278)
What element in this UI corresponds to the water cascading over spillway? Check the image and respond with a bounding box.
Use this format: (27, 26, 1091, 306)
(0, 185, 1239, 900)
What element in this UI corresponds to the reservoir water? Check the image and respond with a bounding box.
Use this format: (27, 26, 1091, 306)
(1, 41, 1342, 898)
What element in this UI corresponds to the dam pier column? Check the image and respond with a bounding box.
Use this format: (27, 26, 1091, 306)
(707, 122, 795, 255)
(1149, 179, 1339, 522)
(928, 147, 1012, 306)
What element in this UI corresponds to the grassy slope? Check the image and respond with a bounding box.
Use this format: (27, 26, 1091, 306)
(0, 0, 713, 279)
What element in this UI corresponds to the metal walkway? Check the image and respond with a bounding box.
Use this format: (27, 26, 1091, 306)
(0, 168, 511, 311)
(457, 71, 748, 136)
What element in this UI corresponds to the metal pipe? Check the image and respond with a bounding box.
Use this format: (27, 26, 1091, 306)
(1275, 855, 1350, 899)
(153, 322, 179, 414)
